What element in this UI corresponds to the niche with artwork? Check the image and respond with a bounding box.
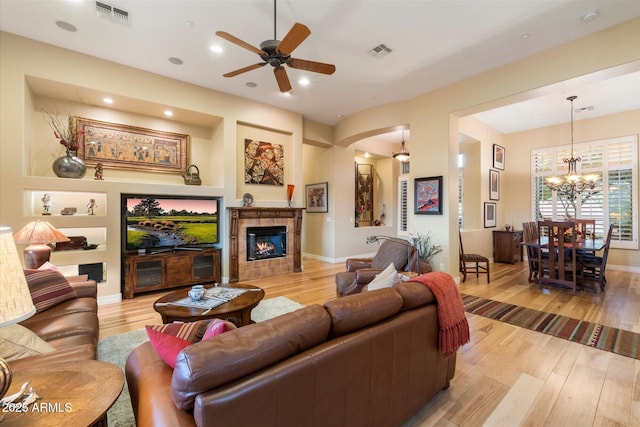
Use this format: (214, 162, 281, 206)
(355, 163, 374, 227)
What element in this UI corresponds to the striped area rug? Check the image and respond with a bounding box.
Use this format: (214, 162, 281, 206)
(461, 293, 640, 360)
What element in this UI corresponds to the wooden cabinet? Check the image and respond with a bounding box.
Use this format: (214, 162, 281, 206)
(493, 230, 523, 264)
(123, 248, 221, 298)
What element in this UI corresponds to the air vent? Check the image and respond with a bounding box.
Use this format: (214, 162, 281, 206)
(575, 106, 595, 113)
(96, 1, 130, 25)
(367, 43, 392, 58)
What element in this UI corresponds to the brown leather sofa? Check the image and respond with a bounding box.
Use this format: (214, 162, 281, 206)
(9, 278, 99, 371)
(126, 280, 457, 427)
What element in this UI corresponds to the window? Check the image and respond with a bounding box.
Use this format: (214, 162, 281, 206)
(531, 135, 637, 249)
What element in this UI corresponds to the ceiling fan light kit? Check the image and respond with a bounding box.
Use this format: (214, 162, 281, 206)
(216, 0, 335, 93)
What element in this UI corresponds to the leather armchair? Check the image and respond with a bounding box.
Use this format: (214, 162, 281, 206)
(336, 237, 418, 297)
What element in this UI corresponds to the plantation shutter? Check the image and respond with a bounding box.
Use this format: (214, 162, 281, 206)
(398, 177, 408, 234)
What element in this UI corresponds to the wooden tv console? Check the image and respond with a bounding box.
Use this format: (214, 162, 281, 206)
(122, 247, 221, 299)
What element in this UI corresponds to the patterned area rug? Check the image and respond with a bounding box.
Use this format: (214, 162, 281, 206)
(461, 293, 640, 360)
(98, 296, 305, 426)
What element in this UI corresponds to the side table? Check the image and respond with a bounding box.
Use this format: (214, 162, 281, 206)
(2, 360, 124, 427)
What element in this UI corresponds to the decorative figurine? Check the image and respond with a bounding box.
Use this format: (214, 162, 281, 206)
(87, 198, 97, 215)
(94, 163, 104, 180)
(41, 193, 52, 215)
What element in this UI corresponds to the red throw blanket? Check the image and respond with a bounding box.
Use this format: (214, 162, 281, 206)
(409, 272, 470, 358)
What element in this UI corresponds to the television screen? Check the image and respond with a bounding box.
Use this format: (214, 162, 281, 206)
(122, 194, 219, 251)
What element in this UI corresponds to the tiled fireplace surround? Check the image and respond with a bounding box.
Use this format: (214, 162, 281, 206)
(227, 207, 303, 282)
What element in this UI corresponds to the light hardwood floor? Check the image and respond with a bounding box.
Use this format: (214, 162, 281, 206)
(98, 259, 640, 426)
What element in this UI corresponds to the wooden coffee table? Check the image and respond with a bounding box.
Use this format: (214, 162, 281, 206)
(2, 360, 124, 427)
(153, 283, 265, 326)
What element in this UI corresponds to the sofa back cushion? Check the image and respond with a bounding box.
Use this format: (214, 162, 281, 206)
(171, 304, 331, 410)
(323, 287, 403, 338)
(24, 269, 77, 313)
(393, 281, 436, 311)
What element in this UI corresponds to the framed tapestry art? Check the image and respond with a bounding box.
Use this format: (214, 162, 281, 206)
(305, 182, 328, 213)
(493, 144, 505, 170)
(484, 202, 496, 228)
(490, 169, 500, 200)
(244, 139, 284, 186)
(414, 176, 442, 215)
(74, 117, 189, 173)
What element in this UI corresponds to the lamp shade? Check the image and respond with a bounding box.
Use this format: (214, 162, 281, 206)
(0, 227, 36, 327)
(13, 220, 69, 269)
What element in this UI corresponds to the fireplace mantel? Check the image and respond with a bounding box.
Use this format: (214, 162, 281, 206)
(227, 207, 303, 282)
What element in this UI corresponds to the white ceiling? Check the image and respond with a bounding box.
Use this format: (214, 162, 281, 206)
(1, 0, 639, 136)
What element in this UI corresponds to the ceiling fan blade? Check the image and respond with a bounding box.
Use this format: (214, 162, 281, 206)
(288, 58, 336, 75)
(276, 23, 310, 56)
(216, 31, 266, 56)
(223, 63, 266, 78)
(274, 67, 292, 92)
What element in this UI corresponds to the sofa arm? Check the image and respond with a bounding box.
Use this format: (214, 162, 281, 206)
(346, 258, 373, 272)
(68, 280, 97, 299)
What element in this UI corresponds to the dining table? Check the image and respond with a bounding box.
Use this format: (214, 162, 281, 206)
(521, 237, 606, 292)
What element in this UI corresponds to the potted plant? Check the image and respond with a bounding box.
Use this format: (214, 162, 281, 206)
(44, 111, 86, 178)
(408, 232, 443, 273)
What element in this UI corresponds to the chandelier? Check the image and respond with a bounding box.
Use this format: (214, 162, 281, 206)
(544, 95, 599, 201)
(392, 129, 410, 161)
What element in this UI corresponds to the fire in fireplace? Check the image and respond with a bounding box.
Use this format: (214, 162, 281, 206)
(247, 226, 287, 261)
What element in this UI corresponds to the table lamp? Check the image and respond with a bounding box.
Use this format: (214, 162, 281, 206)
(12, 220, 69, 269)
(0, 227, 37, 399)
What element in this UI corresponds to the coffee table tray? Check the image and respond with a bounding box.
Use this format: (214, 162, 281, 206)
(158, 287, 249, 310)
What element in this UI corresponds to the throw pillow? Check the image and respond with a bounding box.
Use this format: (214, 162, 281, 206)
(24, 269, 77, 313)
(145, 319, 235, 368)
(0, 324, 55, 361)
(367, 262, 400, 291)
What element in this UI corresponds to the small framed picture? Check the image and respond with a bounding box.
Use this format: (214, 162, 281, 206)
(414, 176, 443, 215)
(493, 144, 505, 170)
(484, 202, 497, 228)
(305, 182, 328, 213)
(489, 169, 500, 201)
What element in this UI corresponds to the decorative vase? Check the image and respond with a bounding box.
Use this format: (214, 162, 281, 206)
(52, 151, 86, 178)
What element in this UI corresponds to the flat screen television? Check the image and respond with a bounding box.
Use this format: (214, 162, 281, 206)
(121, 194, 220, 253)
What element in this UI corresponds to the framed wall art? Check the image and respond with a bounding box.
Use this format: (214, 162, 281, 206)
(484, 202, 497, 228)
(74, 117, 189, 173)
(305, 182, 328, 213)
(244, 139, 284, 186)
(489, 169, 500, 200)
(414, 176, 442, 215)
(493, 144, 505, 170)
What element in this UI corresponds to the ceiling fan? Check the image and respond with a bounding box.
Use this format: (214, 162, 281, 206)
(215, 0, 336, 92)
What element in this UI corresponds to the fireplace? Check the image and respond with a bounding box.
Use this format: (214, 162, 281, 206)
(227, 207, 303, 282)
(247, 226, 287, 261)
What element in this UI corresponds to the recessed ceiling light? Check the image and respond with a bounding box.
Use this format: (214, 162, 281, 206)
(103, 97, 113, 104)
(520, 33, 530, 40)
(299, 77, 310, 86)
(164, 110, 173, 117)
(168, 57, 183, 65)
(210, 45, 223, 53)
(185, 20, 194, 27)
(582, 11, 599, 22)
(56, 21, 77, 32)
(246, 82, 257, 88)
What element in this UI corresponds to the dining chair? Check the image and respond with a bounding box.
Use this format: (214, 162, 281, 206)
(459, 231, 490, 283)
(571, 218, 596, 241)
(522, 221, 541, 282)
(582, 224, 613, 292)
(537, 220, 583, 294)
